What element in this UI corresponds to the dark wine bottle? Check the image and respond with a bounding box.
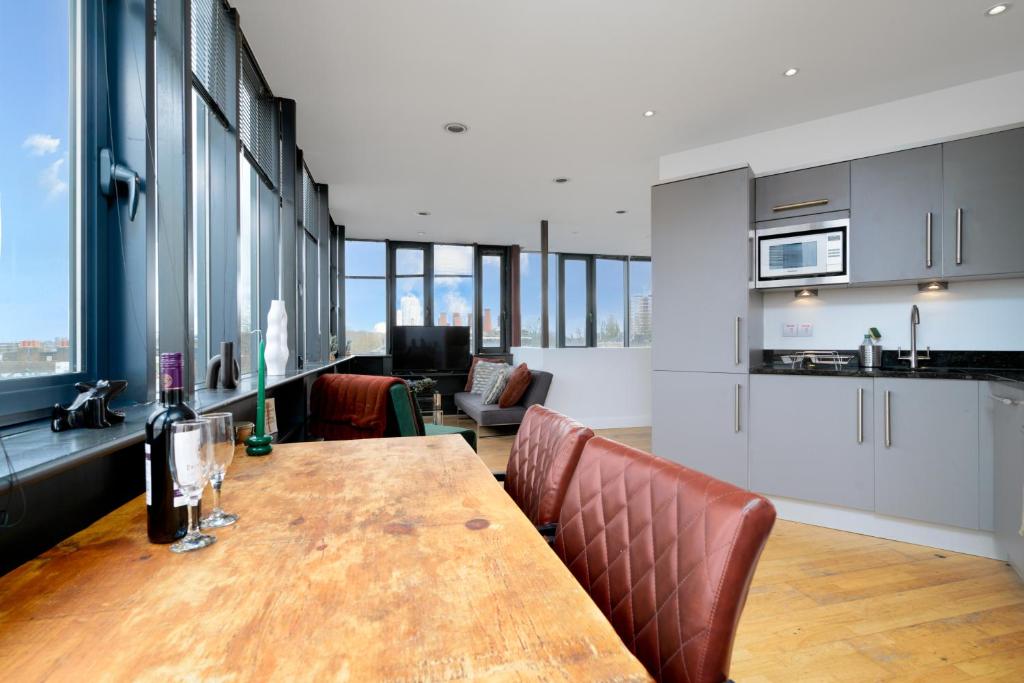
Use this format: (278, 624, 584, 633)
(145, 352, 195, 543)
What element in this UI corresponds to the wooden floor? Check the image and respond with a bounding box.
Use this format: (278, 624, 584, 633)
(471, 422, 1024, 681)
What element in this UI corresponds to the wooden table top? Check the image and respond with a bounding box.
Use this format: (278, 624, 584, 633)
(0, 436, 651, 682)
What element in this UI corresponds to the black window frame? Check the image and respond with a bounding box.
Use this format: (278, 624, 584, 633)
(594, 254, 629, 348)
(343, 238, 388, 356)
(475, 245, 510, 353)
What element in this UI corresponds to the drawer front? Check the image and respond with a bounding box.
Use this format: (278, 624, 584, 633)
(755, 162, 850, 222)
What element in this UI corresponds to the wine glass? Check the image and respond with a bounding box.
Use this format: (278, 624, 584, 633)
(168, 420, 216, 553)
(200, 412, 239, 529)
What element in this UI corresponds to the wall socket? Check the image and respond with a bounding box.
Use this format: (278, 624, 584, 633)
(783, 322, 814, 338)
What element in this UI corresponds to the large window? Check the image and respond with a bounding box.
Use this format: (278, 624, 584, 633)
(595, 257, 626, 347)
(479, 250, 504, 349)
(238, 153, 259, 375)
(191, 90, 211, 383)
(344, 240, 386, 354)
(394, 246, 425, 326)
(560, 256, 589, 347)
(0, 0, 76, 381)
(433, 244, 474, 346)
(629, 258, 652, 346)
(519, 252, 542, 347)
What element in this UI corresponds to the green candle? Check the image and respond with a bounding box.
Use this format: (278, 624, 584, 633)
(245, 336, 273, 456)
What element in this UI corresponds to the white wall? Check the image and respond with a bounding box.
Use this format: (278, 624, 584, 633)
(659, 70, 1024, 181)
(763, 279, 1024, 351)
(511, 347, 651, 429)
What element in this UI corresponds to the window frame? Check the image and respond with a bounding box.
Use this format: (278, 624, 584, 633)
(594, 254, 628, 348)
(557, 254, 593, 348)
(343, 238, 388, 356)
(389, 241, 432, 330)
(475, 245, 509, 353)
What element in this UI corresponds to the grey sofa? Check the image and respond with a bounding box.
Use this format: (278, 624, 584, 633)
(454, 370, 552, 427)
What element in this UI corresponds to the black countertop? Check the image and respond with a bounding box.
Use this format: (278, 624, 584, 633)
(751, 350, 1024, 386)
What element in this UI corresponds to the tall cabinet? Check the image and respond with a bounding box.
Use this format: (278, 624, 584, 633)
(651, 168, 761, 488)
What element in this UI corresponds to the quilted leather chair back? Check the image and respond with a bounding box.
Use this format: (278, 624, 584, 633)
(505, 405, 593, 527)
(555, 437, 776, 683)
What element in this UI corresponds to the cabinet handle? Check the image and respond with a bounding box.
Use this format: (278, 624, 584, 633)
(857, 387, 864, 444)
(956, 208, 963, 265)
(734, 316, 742, 366)
(772, 198, 829, 213)
(884, 390, 892, 448)
(925, 212, 933, 269)
(734, 383, 741, 433)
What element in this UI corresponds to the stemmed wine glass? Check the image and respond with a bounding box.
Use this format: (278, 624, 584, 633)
(168, 420, 217, 553)
(200, 412, 239, 529)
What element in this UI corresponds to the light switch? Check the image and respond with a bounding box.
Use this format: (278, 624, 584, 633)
(782, 323, 798, 338)
(798, 323, 814, 338)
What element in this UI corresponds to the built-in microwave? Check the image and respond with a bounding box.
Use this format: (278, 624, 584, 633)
(754, 218, 850, 289)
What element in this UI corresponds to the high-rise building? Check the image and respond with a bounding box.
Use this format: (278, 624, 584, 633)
(400, 293, 423, 326)
(483, 308, 493, 334)
(452, 312, 462, 326)
(438, 312, 449, 326)
(630, 294, 652, 342)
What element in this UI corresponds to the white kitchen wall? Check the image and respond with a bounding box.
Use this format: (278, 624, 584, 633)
(511, 347, 651, 428)
(763, 279, 1024, 351)
(659, 69, 1024, 181)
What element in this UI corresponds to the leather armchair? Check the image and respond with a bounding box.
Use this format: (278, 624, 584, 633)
(503, 405, 593, 537)
(554, 437, 776, 683)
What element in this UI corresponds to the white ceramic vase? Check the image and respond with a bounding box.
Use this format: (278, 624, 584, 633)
(265, 299, 289, 376)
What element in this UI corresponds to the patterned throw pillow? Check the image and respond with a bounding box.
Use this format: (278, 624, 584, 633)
(471, 361, 508, 394)
(482, 366, 512, 405)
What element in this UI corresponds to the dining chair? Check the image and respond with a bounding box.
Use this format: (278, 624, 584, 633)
(554, 437, 776, 683)
(501, 404, 593, 536)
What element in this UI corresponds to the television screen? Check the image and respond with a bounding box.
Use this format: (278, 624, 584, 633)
(392, 326, 471, 372)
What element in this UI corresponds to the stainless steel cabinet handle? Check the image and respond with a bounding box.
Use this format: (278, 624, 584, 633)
(772, 198, 829, 213)
(925, 212, 933, 269)
(857, 387, 864, 444)
(884, 390, 892, 448)
(956, 208, 963, 265)
(734, 316, 741, 366)
(734, 383, 741, 433)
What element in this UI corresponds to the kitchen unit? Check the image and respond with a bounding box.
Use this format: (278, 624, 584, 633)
(652, 167, 761, 487)
(990, 381, 1024, 580)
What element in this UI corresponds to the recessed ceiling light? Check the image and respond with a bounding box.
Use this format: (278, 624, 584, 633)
(553, 177, 570, 184)
(987, 3, 1010, 15)
(616, 210, 628, 214)
(783, 67, 799, 77)
(571, 230, 579, 235)
(416, 211, 431, 216)
(443, 122, 468, 134)
(643, 110, 656, 118)
(417, 231, 426, 236)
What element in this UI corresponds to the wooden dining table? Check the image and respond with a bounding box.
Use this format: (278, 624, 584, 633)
(0, 435, 652, 682)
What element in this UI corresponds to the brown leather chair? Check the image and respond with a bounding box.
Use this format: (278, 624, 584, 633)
(554, 437, 776, 683)
(501, 405, 594, 533)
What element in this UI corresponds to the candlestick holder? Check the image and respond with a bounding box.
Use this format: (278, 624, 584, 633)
(245, 329, 274, 456)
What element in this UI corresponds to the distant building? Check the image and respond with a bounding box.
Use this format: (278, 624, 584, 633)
(483, 308, 493, 334)
(630, 294, 652, 341)
(452, 312, 462, 326)
(437, 312, 449, 326)
(399, 293, 423, 326)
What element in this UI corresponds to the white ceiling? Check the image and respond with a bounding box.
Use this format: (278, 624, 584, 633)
(233, 0, 1024, 255)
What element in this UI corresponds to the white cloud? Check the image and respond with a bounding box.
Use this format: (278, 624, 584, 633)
(433, 245, 474, 275)
(40, 158, 69, 199)
(23, 133, 61, 156)
(373, 322, 386, 334)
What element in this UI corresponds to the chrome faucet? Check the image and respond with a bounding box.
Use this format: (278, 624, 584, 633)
(909, 305, 921, 369)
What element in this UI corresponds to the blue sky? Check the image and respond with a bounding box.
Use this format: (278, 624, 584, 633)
(0, 0, 71, 342)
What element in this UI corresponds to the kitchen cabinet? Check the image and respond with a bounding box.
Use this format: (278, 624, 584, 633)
(653, 370, 748, 488)
(755, 161, 850, 223)
(749, 375, 874, 510)
(874, 378, 980, 529)
(989, 381, 1024, 581)
(850, 145, 943, 283)
(651, 168, 761, 374)
(942, 127, 1024, 278)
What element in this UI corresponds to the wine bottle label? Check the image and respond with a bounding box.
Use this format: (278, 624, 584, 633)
(144, 444, 152, 506)
(173, 489, 187, 508)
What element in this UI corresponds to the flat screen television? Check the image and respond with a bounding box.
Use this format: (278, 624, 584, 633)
(391, 326, 471, 373)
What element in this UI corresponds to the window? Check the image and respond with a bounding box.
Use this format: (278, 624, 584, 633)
(238, 153, 259, 375)
(344, 240, 386, 354)
(191, 90, 211, 383)
(0, 0, 77, 382)
(560, 256, 589, 347)
(629, 258, 652, 347)
(479, 250, 504, 349)
(595, 257, 626, 347)
(433, 244, 474, 345)
(518, 252, 541, 347)
(394, 246, 425, 326)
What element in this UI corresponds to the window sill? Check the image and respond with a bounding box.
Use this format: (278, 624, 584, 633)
(0, 356, 354, 494)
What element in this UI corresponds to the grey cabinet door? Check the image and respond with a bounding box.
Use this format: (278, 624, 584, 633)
(652, 370, 748, 488)
(874, 378, 980, 529)
(749, 375, 874, 510)
(989, 382, 1024, 580)
(942, 127, 1024, 277)
(652, 169, 753, 374)
(850, 145, 942, 283)
(755, 162, 850, 222)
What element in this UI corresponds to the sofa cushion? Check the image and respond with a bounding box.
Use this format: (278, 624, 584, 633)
(482, 365, 512, 404)
(471, 360, 508, 394)
(465, 356, 505, 392)
(454, 392, 527, 426)
(499, 363, 532, 408)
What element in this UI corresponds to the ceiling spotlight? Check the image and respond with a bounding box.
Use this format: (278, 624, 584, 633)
(417, 231, 426, 236)
(416, 211, 431, 216)
(616, 210, 628, 214)
(987, 3, 1010, 15)
(794, 288, 818, 298)
(443, 122, 468, 134)
(643, 110, 656, 118)
(553, 177, 570, 184)
(783, 67, 800, 77)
